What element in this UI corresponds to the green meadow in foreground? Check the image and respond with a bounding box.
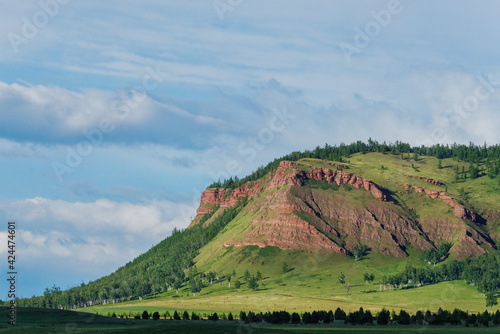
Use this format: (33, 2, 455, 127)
(76, 248, 497, 317)
(1, 307, 499, 334)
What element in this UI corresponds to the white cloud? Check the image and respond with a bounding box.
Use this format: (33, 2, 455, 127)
(0, 197, 196, 272)
(0, 82, 153, 135)
(19, 230, 139, 265)
(3, 197, 193, 238)
(0, 138, 49, 158)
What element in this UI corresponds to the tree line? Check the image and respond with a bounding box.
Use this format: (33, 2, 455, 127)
(98, 307, 500, 327)
(383, 250, 500, 307)
(209, 139, 500, 189)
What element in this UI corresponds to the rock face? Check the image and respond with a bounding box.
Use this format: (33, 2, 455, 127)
(195, 188, 230, 218)
(267, 161, 387, 202)
(224, 214, 347, 254)
(402, 174, 444, 186)
(193, 161, 386, 225)
(191, 160, 496, 260)
(190, 181, 264, 227)
(221, 184, 434, 257)
(403, 184, 495, 258)
(404, 184, 477, 222)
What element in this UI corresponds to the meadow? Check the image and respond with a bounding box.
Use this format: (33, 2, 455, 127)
(1, 307, 498, 334)
(76, 248, 497, 317)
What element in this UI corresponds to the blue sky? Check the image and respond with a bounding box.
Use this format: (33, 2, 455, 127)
(1, 0, 500, 299)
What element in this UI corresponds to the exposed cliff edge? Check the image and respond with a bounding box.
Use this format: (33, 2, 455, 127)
(403, 184, 478, 222)
(266, 161, 387, 202)
(192, 160, 388, 226)
(190, 160, 496, 259)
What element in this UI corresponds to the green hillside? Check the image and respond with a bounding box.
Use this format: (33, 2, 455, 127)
(10, 140, 500, 317)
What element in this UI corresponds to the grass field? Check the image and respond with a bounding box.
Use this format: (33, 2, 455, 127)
(74, 247, 498, 317)
(1, 307, 498, 334)
(78, 280, 494, 317)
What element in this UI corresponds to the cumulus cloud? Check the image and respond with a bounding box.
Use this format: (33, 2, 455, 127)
(0, 198, 195, 269)
(0, 82, 154, 142)
(0, 196, 200, 294)
(2, 197, 193, 237)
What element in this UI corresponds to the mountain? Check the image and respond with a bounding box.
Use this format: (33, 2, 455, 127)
(192, 157, 497, 261)
(15, 141, 500, 311)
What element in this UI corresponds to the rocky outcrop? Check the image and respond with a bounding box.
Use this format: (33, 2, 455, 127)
(439, 193, 478, 222)
(267, 161, 387, 202)
(195, 188, 231, 218)
(194, 161, 386, 226)
(190, 159, 496, 260)
(220, 181, 263, 208)
(403, 184, 495, 258)
(403, 174, 444, 186)
(325, 162, 349, 169)
(404, 184, 477, 222)
(227, 214, 347, 254)
(192, 181, 264, 225)
(453, 231, 488, 259)
(221, 183, 436, 257)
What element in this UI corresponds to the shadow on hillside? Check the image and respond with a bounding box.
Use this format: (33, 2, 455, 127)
(384, 189, 400, 205)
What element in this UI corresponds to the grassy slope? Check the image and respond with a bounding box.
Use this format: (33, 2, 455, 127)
(76, 153, 500, 316)
(302, 153, 500, 242)
(345, 153, 500, 211)
(79, 248, 496, 316)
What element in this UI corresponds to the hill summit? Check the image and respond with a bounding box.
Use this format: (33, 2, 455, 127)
(191, 154, 498, 260)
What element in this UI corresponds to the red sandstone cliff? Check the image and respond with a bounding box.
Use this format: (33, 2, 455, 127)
(190, 160, 495, 259)
(404, 184, 477, 222)
(189, 180, 265, 227)
(193, 161, 387, 225)
(266, 161, 387, 202)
